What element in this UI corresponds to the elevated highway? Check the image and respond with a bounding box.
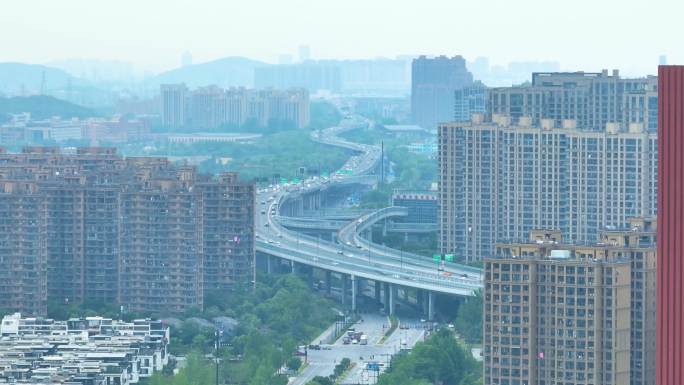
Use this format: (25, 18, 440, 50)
(254, 116, 483, 319)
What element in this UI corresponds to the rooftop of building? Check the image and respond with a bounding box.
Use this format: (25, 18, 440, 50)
(383, 124, 425, 132)
(0, 147, 254, 187)
(392, 189, 437, 200)
(488, 219, 656, 263)
(0, 313, 169, 385)
(439, 113, 656, 135)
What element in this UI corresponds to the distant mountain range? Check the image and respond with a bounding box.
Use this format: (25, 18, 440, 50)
(0, 62, 91, 95)
(0, 95, 95, 120)
(145, 56, 267, 89)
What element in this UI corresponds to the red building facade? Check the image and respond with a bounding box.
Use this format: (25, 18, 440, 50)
(658, 65, 684, 385)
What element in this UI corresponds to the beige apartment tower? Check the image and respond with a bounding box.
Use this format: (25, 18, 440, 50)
(484, 218, 656, 385)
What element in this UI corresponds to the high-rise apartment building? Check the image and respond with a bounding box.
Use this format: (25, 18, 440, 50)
(161, 85, 310, 130)
(488, 70, 658, 132)
(484, 219, 657, 385)
(191, 85, 226, 129)
(254, 62, 341, 92)
(602, 218, 657, 385)
(0, 147, 255, 316)
(656, 65, 684, 385)
(0, 178, 47, 316)
(161, 83, 188, 129)
(198, 172, 256, 291)
(438, 115, 657, 261)
(454, 82, 487, 122)
(118, 161, 205, 314)
(411, 55, 474, 130)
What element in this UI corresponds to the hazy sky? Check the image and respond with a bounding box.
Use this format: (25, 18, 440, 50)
(1, 0, 682, 76)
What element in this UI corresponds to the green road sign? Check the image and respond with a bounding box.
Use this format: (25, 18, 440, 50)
(432, 254, 442, 262)
(445, 254, 454, 262)
(280, 177, 288, 184)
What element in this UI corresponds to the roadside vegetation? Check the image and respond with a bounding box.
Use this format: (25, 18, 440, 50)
(50, 274, 337, 385)
(304, 358, 352, 385)
(379, 315, 399, 344)
(453, 291, 483, 345)
(376, 328, 482, 385)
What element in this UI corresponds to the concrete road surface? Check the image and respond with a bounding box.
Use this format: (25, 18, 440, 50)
(288, 313, 425, 385)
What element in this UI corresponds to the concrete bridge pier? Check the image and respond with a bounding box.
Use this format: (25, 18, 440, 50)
(417, 290, 425, 312)
(388, 284, 397, 316)
(428, 292, 435, 321)
(341, 274, 348, 305)
(303, 265, 314, 287)
(351, 275, 357, 312)
(383, 282, 390, 311)
(375, 281, 381, 303)
(266, 255, 273, 274)
(325, 271, 332, 295)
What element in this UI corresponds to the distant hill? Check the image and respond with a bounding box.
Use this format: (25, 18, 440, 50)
(147, 56, 267, 88)
(0, 95, 96, 120)
(0, 62, 89, 95)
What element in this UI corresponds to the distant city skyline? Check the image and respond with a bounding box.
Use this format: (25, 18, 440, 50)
(0, 0, 680, 76)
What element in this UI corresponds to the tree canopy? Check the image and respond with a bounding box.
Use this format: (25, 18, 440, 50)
(376, 329, 481, 385)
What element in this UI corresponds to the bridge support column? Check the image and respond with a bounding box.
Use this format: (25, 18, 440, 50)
(417, 290, 424, 311)
(389, 284, 397, 316)
(383, 282, 390, 311)
(290, 260, 296, 274)
(305, 266, 314, 287)
(266, 255, 273, 274)
(375, 281, 381, 303)
(341, 274, 348, 305)
(428, 292, 435, 321)
(325, 271, 332, 295)
(351, 275, 357, 313)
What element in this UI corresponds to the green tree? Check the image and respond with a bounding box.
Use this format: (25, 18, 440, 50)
(306, 376, 334, 385)
(377, 329, 481, 385)
(287, 356, 302, 371)
(453, 291, 483, 344)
